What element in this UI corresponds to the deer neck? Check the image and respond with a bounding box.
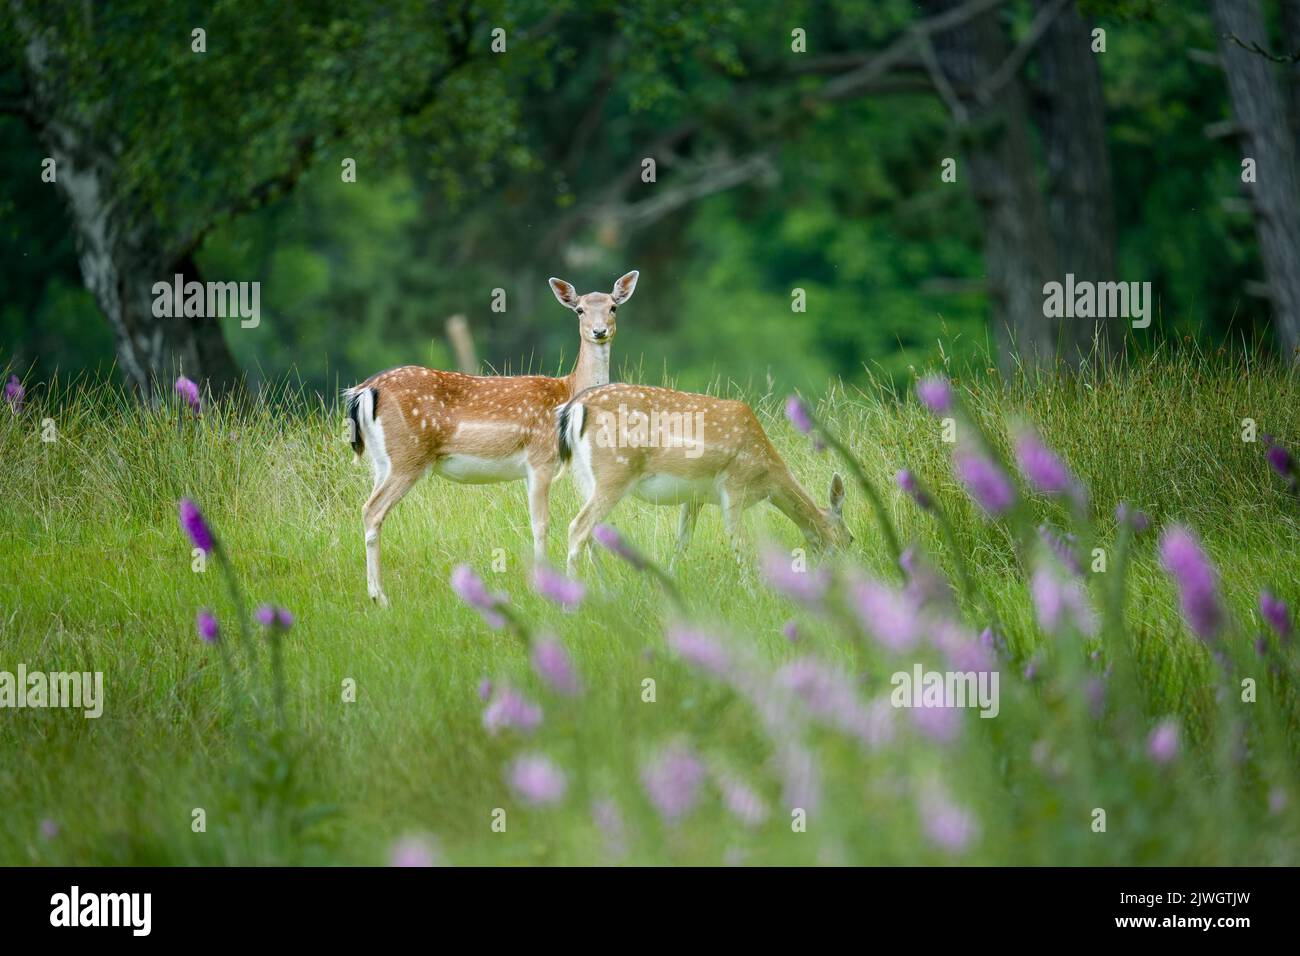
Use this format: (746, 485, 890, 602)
(770, 471, 831, 546)
(566, 336, 611, 397)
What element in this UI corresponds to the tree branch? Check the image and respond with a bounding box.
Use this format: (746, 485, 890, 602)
(1221, 32, 1300, 64)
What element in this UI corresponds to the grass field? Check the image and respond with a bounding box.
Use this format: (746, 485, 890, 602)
(3, 349, 1299, 865)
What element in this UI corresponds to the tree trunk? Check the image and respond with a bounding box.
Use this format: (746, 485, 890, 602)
(924, 0, 1061, 372)
(1032, 0, 1119, 362)
(1213, 0, 1300, 358)
(1280, 0, 1300, 159)
(15, 12, 239, 399)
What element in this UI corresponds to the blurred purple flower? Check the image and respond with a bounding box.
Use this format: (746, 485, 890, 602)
(1037, 524, 1083, 576)
(1260, 589, 1293, 641)
(1158, 525, 1223, 642)
(174, 375, 201, 414)
(450, 564, 507, 629)
(1031, 566, 1097, 636)
(666, 625, 731, 676)
(1269, 788, 1288, 816)
(1263, 435, 1296, 484)
(920, 784, 978, 854)
(389, 834, 440, 867)
(531, 636, 582, 697)
(911, 701, 962, 744)
(39, 818, 58, 840)
(954, 451, 1016, 517)
(776, 657, 877, 743)
(1147, 718, 1180, 765)
(760, 547, 830, 605)
(1014, 429, 1073, 495)
(977, 627, 1007, 660)
(782, 620, 800, 643)
(5, 375, 24, 413)
(196, 609, 219, 643)
(477, 678, 493, 701)
(916, 375, 953, 415)
(641, 742, 705, 824)
(849, 579, 920, 651)
(716, 772, 769, 827)
(784, 395, 814, 434)
(531, 564, 584, 609)
(255, 605, 293, 631)
(773, 740, 822, 813)
(1115, 502, 1151, 533)
(482, 686, 542, 735)
(178, 498, 214, 553)
(592, 524, 646, 570)
(508, 754, 567, 806)
(895, 469, 933, 510)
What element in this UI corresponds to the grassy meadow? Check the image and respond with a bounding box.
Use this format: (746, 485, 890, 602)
(2, 350, 1299, 866)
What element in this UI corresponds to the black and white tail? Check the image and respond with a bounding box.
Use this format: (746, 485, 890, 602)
(344, 385, 378, 459)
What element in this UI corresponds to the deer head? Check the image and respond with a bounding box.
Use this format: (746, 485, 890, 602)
(548, 270, 639, 346)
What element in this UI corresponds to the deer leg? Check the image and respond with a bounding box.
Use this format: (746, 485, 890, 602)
(525, 463, 555, 565)
(566, 482, 631, 578)
(720, 485, 753, 566)
(668, 501, 702, 571)
(362, 468, 420, 608)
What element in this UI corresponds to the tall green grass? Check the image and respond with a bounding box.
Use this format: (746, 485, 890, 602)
(1, 348, 1297, 865)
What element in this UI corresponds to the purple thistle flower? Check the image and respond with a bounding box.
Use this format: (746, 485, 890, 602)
(932, 622, 996, 674)
(531, 564, 584, 609)
(1147, 718, 1180, 765)
(507, 754, 568, 806)
(1030, 566, 1097, 636)
(895, 469, 933, 509)
(39, 818, 59, 840)
(450, 564, 507, 629)
(715, 772, 769, 828)
(784, 394, 814, 435)
(482, 686, 543, 735)
(666, 625, 731, 676)
(911, 701, 962, 744)
(954, 451, 1016, 517)
(1260, 590, 1292, 641)
(782, 619, 800, 643)
(1115, 502, 1151, 533)
(776, 657, 878, 743)
(254, 605, 293, 631)
(1037, 524, 1083, 576)
(760, 547, 830, 605)
(1158, 525, 1224, 642)
(477, 678, 493, 701)
(196, 609, 219, 643)
(849, 579, 920, 651)
(174, 375, 201, 414)
(1263, 435, 1296, 482)
(1014, 429, 1073, 496)
(177, 498, 214, 553)
(389, 834, 440, 867)
(916, 375, 953, 415)
(977, 626, 1007, 660)
(531, 636, 582, 697)
(592, 524, 646, 570)
(919, 784, 978, 853)
(5, 375, 24, 412)
(641, 741, 705, 824)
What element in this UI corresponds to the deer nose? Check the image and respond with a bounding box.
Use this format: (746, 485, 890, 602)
(592, 328, 609, 340)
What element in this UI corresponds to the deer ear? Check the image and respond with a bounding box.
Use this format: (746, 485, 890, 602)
(829, 473, 845, 515)
(549, 277, 580, 309)
(611, 270, 639, 305)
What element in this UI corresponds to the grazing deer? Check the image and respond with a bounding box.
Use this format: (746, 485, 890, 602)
(557, 383, 850, 575)
(344, 271, 639, 606)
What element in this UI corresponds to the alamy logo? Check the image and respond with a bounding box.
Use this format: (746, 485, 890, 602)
(0, 665, 103, 718)
(50, 886, 151, 936)
(890, 664, 999, 718)
(151, 273, 261, 328)
(1042, 273, 1152, 329)
(592, 404, 706, 458)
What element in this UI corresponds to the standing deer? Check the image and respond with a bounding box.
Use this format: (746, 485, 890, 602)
(557, 383, 851, 575)
(345, 270, 639, 606)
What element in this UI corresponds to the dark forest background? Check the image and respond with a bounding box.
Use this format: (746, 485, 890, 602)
(3, 0, 1299, 398)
